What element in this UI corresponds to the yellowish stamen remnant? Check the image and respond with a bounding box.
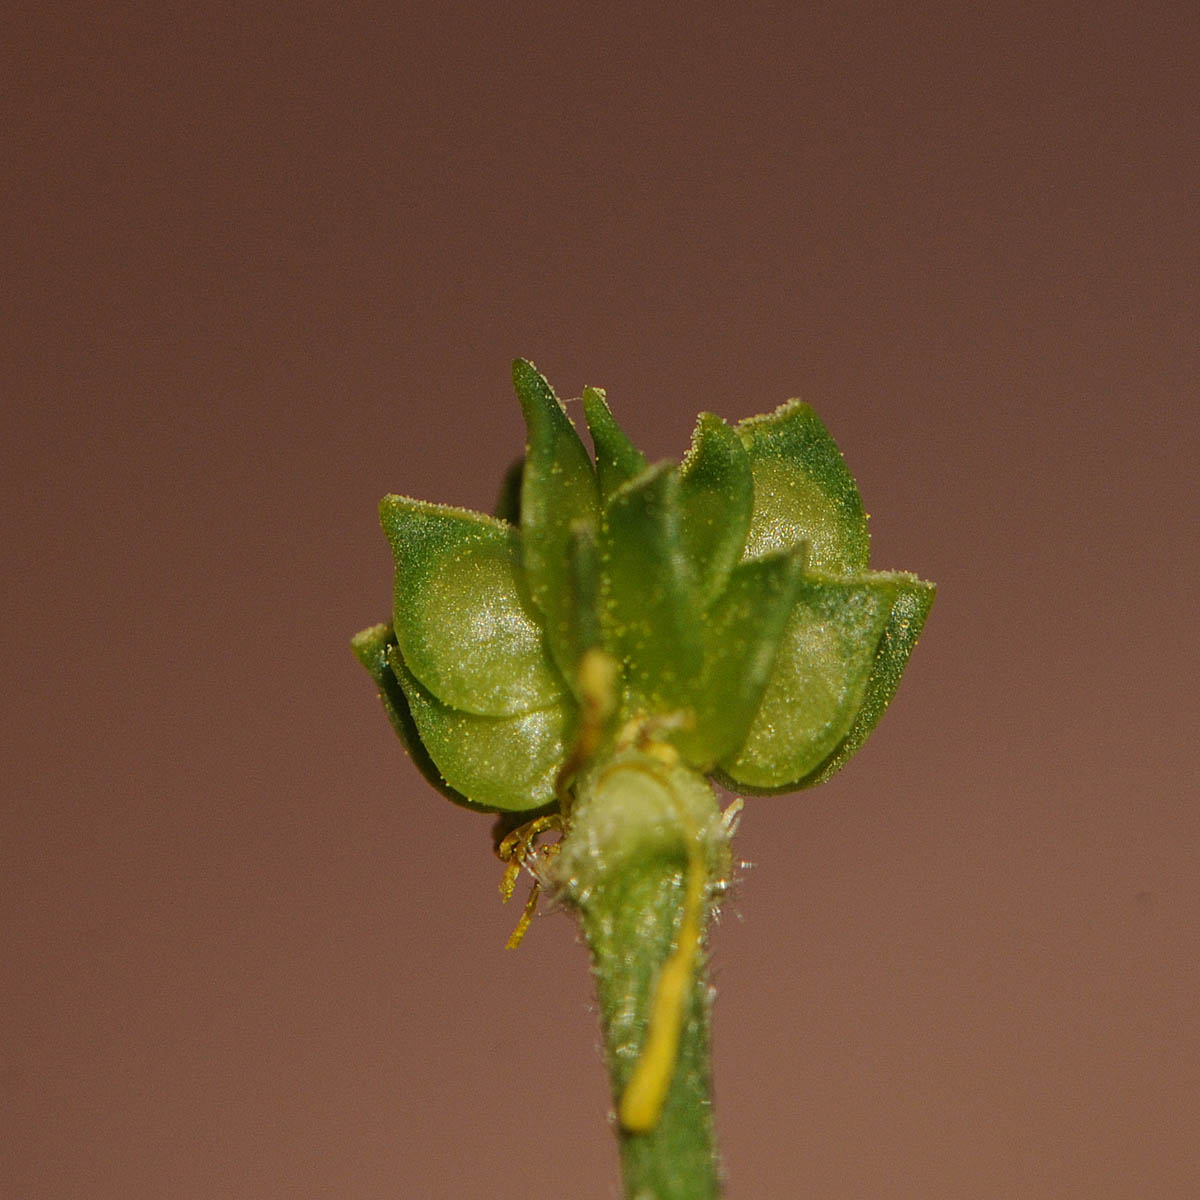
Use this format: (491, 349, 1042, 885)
(618, 822, 708, 1133)
(496, 814, 562, 949)
(497, 651, 621, 949)
(505, 882, 542, 950)
(555, 647, 620, 800)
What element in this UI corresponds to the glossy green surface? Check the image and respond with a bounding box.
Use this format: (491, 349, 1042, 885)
(512, 359, 600, 682)
(718, 572, 899, 790)
(803, 571, 936, 787)
(677, 548, 806, 769)
(388, 648, 567, 811)
(349, 623, 475, 808)
(677, 413, 753, 606)
(737, 400, 870, 573)
(355, 359, 934, 812)
(600, 462, 704, 718)
(380, 497, 563, 717)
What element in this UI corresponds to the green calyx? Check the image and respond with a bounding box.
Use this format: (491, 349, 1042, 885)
(355, 359, 934, 813)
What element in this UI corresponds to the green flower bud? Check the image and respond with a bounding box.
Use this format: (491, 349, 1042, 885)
(354, 359, 934, 812)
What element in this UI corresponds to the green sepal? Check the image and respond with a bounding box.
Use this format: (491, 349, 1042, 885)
(512, 359, 601, 680)
(600, 462, 703, 719)
(360, 363, 934, 820)
(349, 623, 477, 810)
(673, 547, 807, 770)
(717, 571, 899, 791)
(380, 495, 563, 717)
(583, 386, 648, 500)
(737, 400, 870, 574)
(566, 521, 604, 678)
(677, 412, 754, 606)
(801, 573, 936, 787)
(388, 646, 568, 814)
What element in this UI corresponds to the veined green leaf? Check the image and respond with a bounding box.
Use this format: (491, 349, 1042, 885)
(718, 572, 898, 791)
(600, 463, 703, 719)
(737, 401, 869, 574)
(673, 548, 806, 769)
(388, 647, 567, 813)
(802, 574, 935, 786)
(512, 359, 601, 679)
(677, 412, 754, 606)
(583, 386, 648, 500)
(349, 623, 479, 809)
(380, 495, 563, 716)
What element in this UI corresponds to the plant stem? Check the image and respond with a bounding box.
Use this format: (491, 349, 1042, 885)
(577, 863, 721, 1199)
(557, 751, 727, 1199)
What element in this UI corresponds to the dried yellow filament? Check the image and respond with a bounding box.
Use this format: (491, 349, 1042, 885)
(618, 830, 706, 1133)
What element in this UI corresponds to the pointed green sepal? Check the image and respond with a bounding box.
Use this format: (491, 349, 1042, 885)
(737, 400, 870, 574)
(349, 623, 478, 809)
(566, 521, 604, 679)
(717, 572, 899, 791)
(387, 647, 567, 813)
(358, 362, 934, 823)
(673, 547, 807, 769)
(512, 359, 601, 679)
(380, 495, 563, 716)
(583, 386, 648, 500)
(599, 462, 703, 719)
(677, 412, 754, 605)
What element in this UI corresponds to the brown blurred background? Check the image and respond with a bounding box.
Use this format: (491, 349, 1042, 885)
(4, 3, 1197, 1197)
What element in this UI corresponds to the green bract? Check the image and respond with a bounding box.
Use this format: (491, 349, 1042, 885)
(355, 360, 934, 811)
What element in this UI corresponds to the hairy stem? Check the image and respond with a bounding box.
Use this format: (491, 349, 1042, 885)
(558, 750, 727, 1199)
(578, 863, 720, 1199)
